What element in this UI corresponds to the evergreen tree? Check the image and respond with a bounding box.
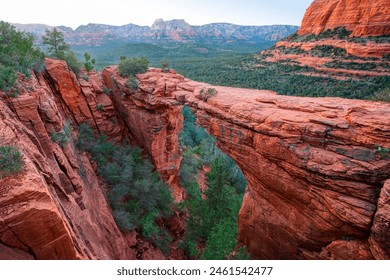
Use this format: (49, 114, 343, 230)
(42, 28, 82, 75)
(84, 52, 96, 72)
(0, 21, 43, 91)
(42, 28, 70, 59)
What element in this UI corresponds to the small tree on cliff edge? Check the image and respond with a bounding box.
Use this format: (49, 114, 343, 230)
(42, 28, 70, 59)
(42, 28, 82, 75)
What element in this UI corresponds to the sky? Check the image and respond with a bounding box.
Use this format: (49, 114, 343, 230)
(1, 0, 313, 29)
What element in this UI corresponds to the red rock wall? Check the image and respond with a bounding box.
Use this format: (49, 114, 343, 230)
(298, 0, 390, 36)
(0, 60, 135, 259)
(101, 67, 185, 200)
(177, 87, 390, 259)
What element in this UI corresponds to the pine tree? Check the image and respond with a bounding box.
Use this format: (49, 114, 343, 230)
(42, 28, 70, 59)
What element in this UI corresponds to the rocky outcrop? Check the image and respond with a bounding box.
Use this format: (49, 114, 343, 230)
(298, 0, 390, 36)
(102, 68, 390, 259)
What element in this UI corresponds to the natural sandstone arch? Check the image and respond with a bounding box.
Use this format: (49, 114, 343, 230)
(104, 67, 390, 259)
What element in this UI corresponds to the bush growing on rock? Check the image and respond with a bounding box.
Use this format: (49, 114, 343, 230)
(118, 57, 149, 77)
(198, 87, 218, 102)
(50, 120, 72, 147)
(83, 52, 95, 72)
(0, 65, 17, 91)
(0, 145, 23, 178)
(126, 76, 139, 91)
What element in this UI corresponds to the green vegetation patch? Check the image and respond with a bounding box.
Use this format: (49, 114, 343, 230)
(0, 21, 44, 91)
(289, 27, 352, 42)
(0, 145, 23, 178)
(324, 60, 377, 71)
(178, 106, 248, 259)
(50, 120, 72, 147)
(77, 123, 173, 253)
(42, 28, 82, 76)
(310, 45, 347, 58)
(118, 57, 149, 78)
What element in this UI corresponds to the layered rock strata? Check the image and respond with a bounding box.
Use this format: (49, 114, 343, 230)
(298, 0, 390, 37)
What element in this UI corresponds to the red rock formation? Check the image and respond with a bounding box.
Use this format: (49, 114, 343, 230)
(1, 59, 389, 260)
(259, 36, 390, 80)
(102, 68, 389, 259)
(275, 40, 390, 59)
(0, 63, 135, 259)
(176, 86, 389, 259)
(298, 0, 390, 36)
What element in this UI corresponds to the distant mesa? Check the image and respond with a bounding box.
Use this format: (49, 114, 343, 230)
(13, 18, 299, 45)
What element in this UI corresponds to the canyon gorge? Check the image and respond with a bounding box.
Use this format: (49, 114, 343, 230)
(1, 58, 389, 259)
(0, 0, 389, 260)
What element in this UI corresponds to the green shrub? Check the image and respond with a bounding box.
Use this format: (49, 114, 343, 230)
(200, 219, 237, 260)
(179, 106, 207, 148)
(178, 106, 247, 259)
(372, 88, 390, 102)
(324, 60, 377, 71)
(96, 103, 104, 112)
(63, 52, 82, 77)
(51, 120, 72, 147)
(118, 57, 149, 77)
(179, 237, 200, 258)
(198, 87, 218, 102)
(0, 21, 43, 90)
(0, 145, 23, 178)
(42, 28, 82, 76)
(84, 52, 95, 72)
(0, 65, 17, 91)
(126, 76, 139, 91)
(310, 45, 347, 58)
(161, 59, 170, 73)
(77, 123, 174, 252)
(375, 145, 389, 158)
(103, 87, 111, 95)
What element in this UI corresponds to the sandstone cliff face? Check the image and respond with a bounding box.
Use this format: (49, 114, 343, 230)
(0, 59, 135, 260)
(101, 67, 185, 200)
(1, 60, 389, 259)
(298, 0, 390, 36)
